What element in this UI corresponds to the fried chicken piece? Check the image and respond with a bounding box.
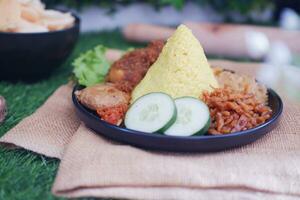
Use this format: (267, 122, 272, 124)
(75, 83, 130, 125)
(107, 40, 164, 93)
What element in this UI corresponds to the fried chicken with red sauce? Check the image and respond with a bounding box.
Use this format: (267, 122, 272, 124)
(75, 83, 130, 125)
(76, 41, 164, 125)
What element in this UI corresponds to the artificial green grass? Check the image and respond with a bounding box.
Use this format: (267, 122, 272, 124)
(0, 31, 138, 200)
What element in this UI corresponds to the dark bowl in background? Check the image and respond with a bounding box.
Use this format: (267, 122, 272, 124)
(0, 12, 80, 82)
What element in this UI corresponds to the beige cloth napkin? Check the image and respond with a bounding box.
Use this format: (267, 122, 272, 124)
(1, 60, 300, 200)
(0, 84, 80, 159)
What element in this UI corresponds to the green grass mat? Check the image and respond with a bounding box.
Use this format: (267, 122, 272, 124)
(0, 31, 138, 200)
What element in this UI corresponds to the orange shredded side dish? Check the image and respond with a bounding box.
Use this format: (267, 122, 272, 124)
(202, 87, 272, 135)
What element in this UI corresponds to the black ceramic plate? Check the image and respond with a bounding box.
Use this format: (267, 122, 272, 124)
(72, 85, 283, 152)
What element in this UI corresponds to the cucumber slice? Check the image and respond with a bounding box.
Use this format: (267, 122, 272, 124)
(125, 93, 177, 133)
(164, 97, 210, 136)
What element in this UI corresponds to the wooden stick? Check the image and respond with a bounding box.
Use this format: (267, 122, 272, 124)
(123, 23, 300, 58)
(123, 24, 174, 43)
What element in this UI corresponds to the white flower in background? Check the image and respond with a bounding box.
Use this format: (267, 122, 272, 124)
(282, 66, 300, 100)
(256, 64, 281, 88)
(257, 41, 300, 101)
(266, 41, 292, 66)
(245, 31, 270, 59)
(280, 8, 300, 30)
(256, 40, 292, 89)
(247, 8, 300, 100)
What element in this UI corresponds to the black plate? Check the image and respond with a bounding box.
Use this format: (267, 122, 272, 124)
(72, 85, 283, 152)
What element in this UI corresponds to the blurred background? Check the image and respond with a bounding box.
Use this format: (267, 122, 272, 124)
(43, 0, 300, 100)
(44, 0, 300, 31)
(1, 0, 300, 101)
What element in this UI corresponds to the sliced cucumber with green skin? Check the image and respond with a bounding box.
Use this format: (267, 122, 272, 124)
(125, 93, 177, 133)
(164, 97, 210, 136)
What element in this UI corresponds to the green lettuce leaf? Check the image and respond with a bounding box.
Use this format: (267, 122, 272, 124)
(72, 45, 110, 87)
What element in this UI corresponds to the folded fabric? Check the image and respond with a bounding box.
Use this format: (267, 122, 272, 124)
(52, 122, 300, 199)
(1, 60, 300, 200)
(0, 83, 80, 158)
